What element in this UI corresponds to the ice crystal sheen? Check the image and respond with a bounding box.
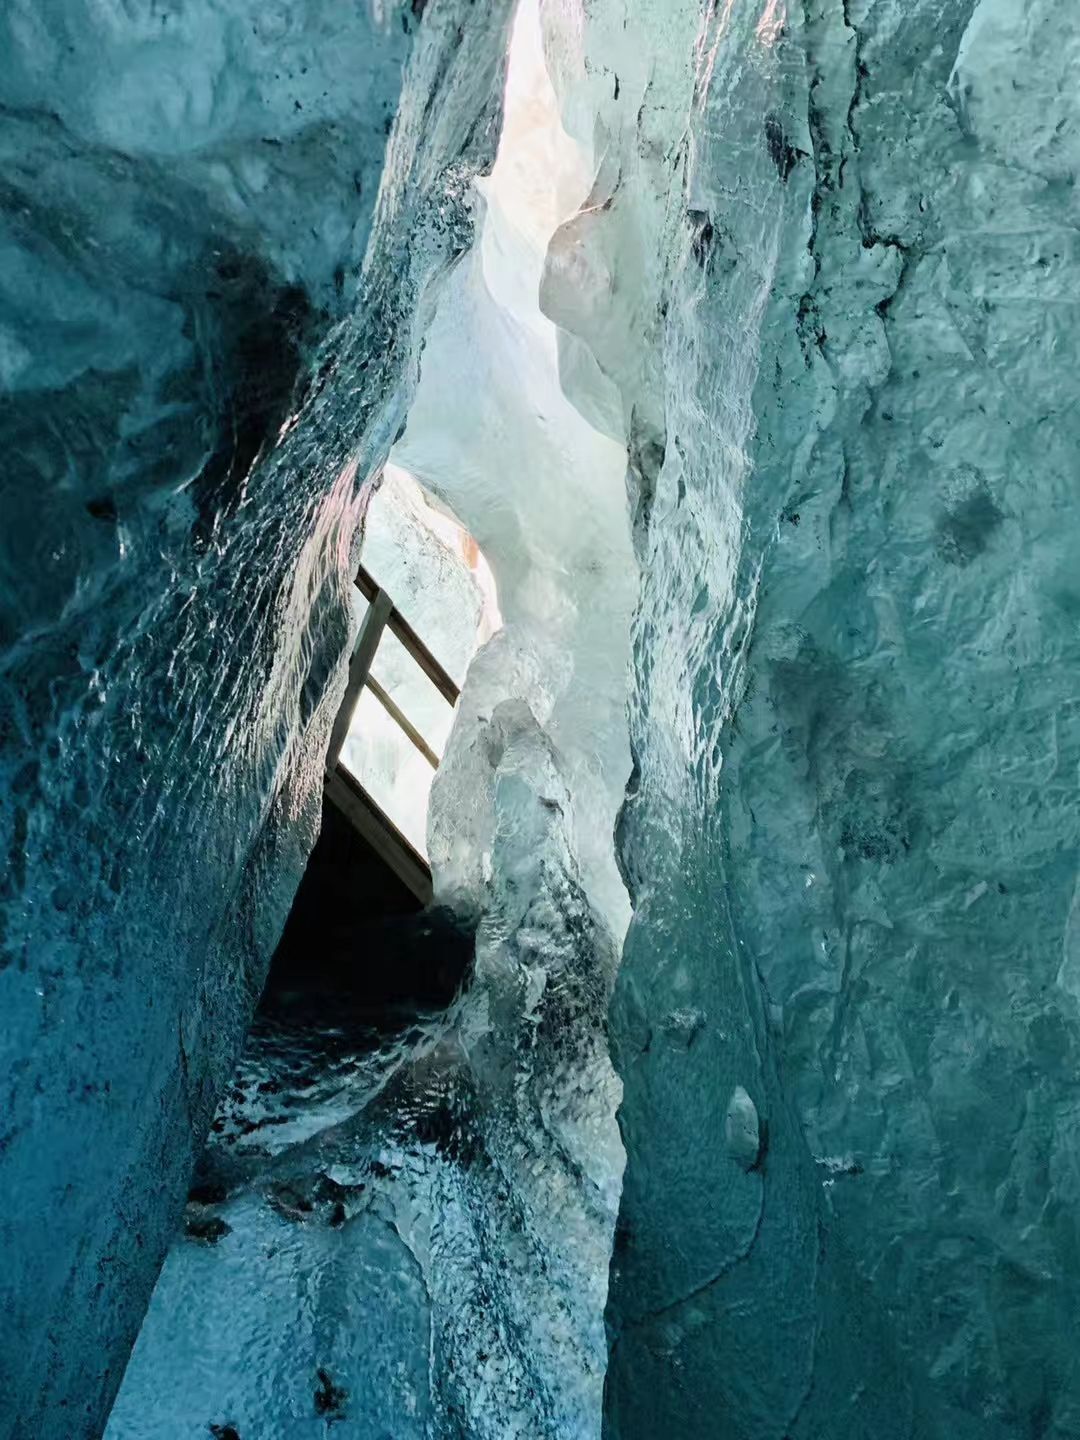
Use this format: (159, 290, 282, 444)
(0, 2, 514, 1433)
(5, 0, 1080, 1437)
(107, 8, 629, 1434)
(544, 1, 1080, 1436)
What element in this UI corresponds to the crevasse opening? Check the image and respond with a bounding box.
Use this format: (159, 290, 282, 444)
(104, 4, 632, 1436)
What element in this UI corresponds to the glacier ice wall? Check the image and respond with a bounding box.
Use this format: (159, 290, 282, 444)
(8, 0, 1080, 1434)
(0, 2, 515, 1434)
(544, 0, 1080, 1436)
(108, 8, 631, 1433)
(107, 709, 622, 1439)
(398, 0, 637, 940)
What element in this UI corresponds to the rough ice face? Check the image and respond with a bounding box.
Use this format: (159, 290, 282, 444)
(397, 0, 637, 940)
(10, 0, 1080, 1436)
(108, 8, 629, 1432)
(544, 0, 1080, 1435)
(0, 3, 514, 1433)
(107, 701, 622, 1439)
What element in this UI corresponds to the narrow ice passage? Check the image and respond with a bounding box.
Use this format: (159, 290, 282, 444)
(105, 5, 633, 1436)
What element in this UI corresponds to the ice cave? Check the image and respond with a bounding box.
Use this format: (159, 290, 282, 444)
(2, 0, 1079, 1437)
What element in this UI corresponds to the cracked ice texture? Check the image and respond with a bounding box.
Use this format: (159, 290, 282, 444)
(0, 2, 515, 1433)
(545, 0, 1080, 1436)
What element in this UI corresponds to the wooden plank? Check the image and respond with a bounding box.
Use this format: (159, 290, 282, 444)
(326, 586, 392, 771)
(366, 675, 440, 768)
(355, 562, 460, 706)
(355, 564, 378, 603)
(324, 765, 433, 906)
(323, 564, 460, 910)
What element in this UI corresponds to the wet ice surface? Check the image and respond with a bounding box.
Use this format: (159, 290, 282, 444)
(109, 710, 622, 1439)
(543, 0, 1080, 1436)
(12, 0, 1080, 1433)
(106, 1012, 438, 1440)
(107, 3, 631, 1433)
(0, 1, 516, 1433)
(394, 0, 637, 942)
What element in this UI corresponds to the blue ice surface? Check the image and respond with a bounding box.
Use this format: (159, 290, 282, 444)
(0, 1, 512, 1433)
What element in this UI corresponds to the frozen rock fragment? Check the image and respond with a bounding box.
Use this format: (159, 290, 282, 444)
(724, 1086, 761, 1172)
